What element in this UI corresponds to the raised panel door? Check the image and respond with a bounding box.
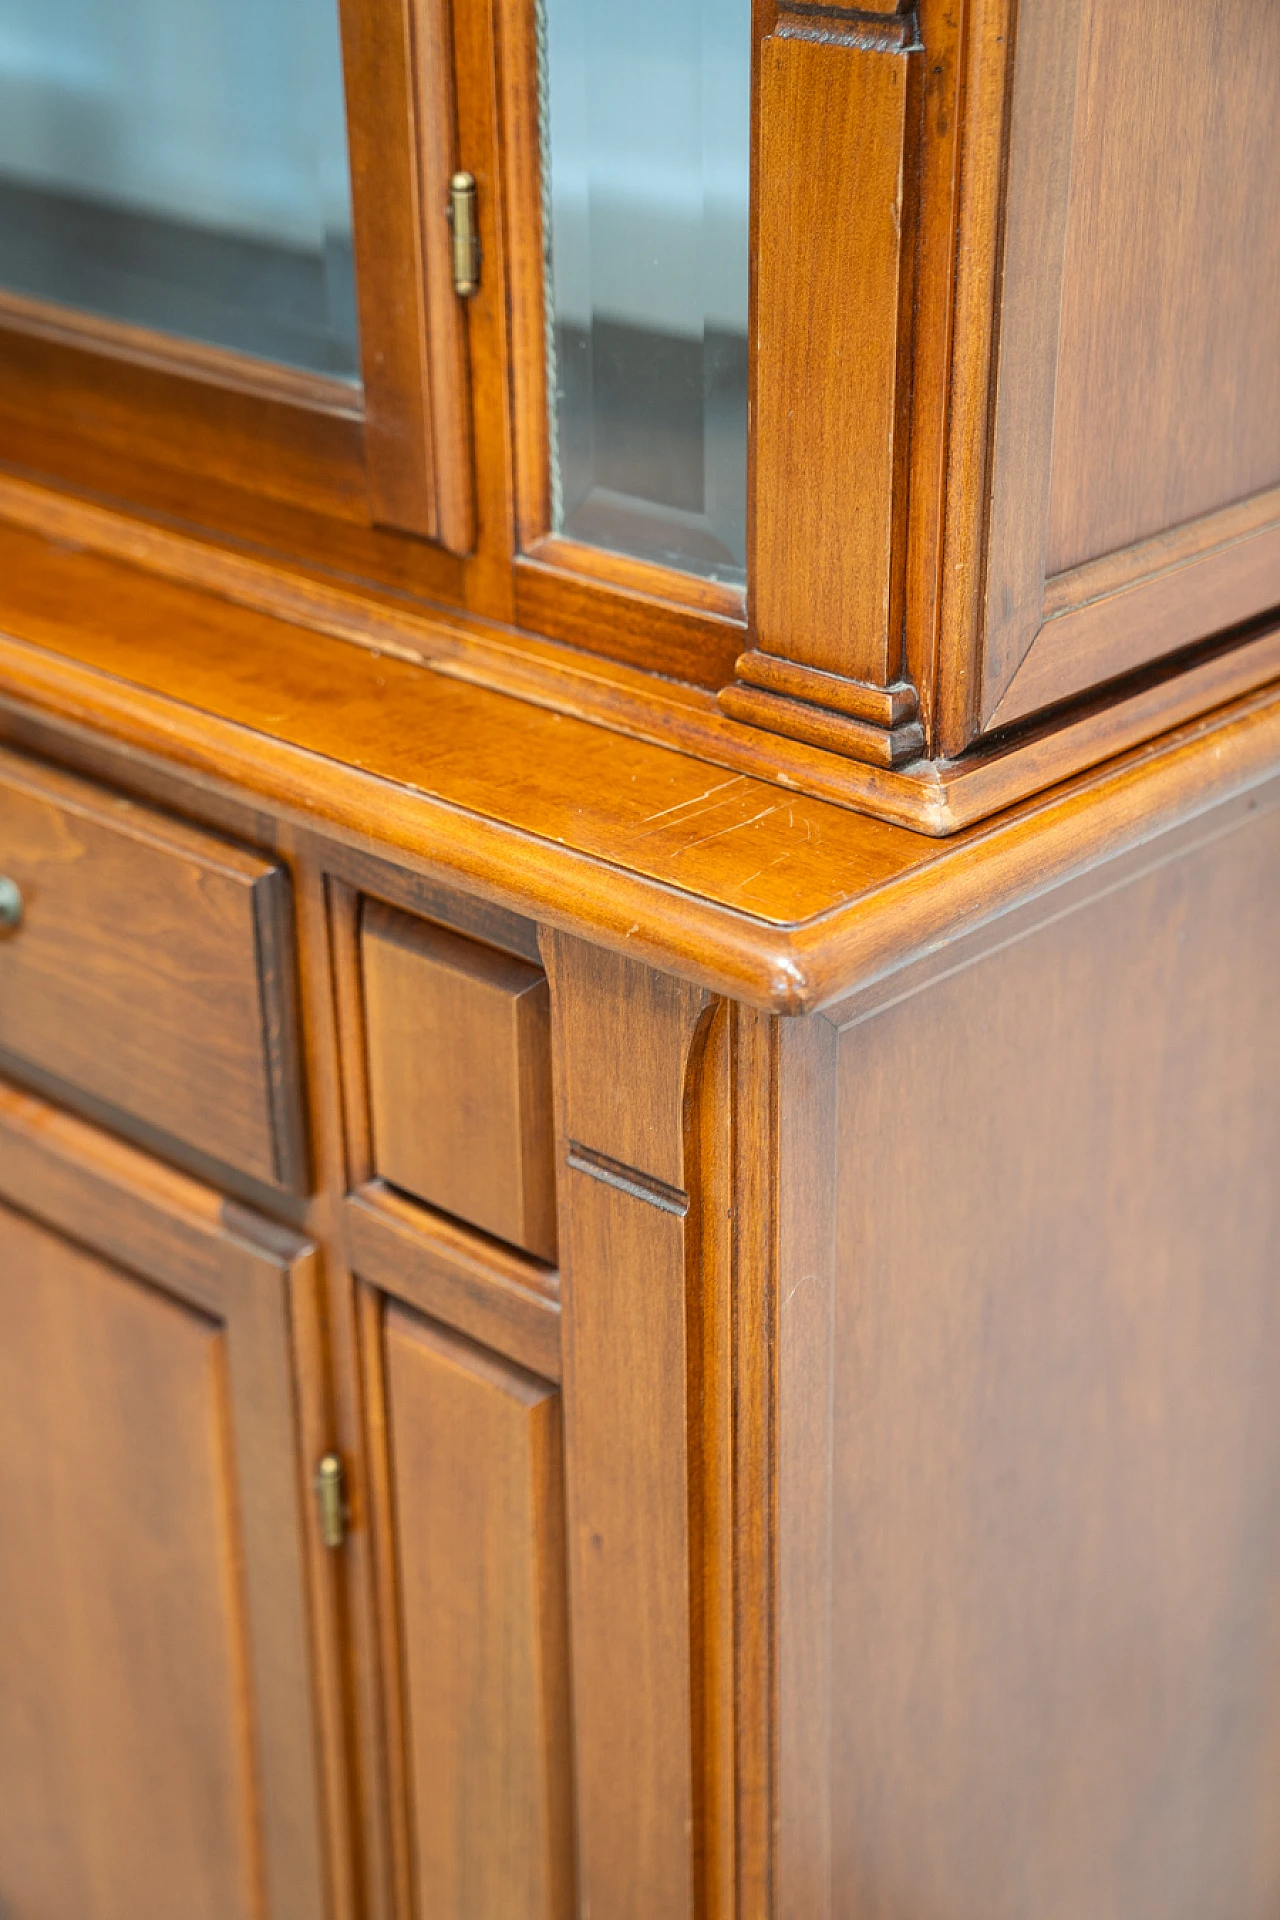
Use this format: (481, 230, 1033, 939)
(976, 0, 1280, 735)
(360, 1296, 573, 1920)
(0, 1085, 327, 1920)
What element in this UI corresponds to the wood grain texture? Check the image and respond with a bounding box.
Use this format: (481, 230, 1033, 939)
(730, 1003, 779, 1920)
(271, 847, 363, 1920)
(380, 1307, 573, 1920)
(751, 27, 915, 688)
(339, 0, 437, 539)
(0, 1082, 328, 1920)
(686, 1002, 737, 1920)
(330, 840, 541, 965)
(1, 522, 1278, 1000)
(1047, 0, 1280, 574)
(993, 519, 1280, 730)
(2, 478, 1278, 841)
(0, 520, 929, 935)
(898, 0, 969, 739)
(774, 1014, 841, 1920)
(0, 306, 370, 524)
(973, 0, 1280, 736)
(345, 1179, 561, 1381)
(362, 900, 556, 1259)
(0, 1204, 261, 1920)
(408, 0, 476, 554)
(283, 849, 401, 1920)
(0, 745, 306, 1189)
(975, 0, 1085, 711)
(718, 680, 925, 768)
(810, 787, 1280, 1917)
(730, 653, 918, 731)
(542, 932, 714, 1920)
(448, 0, 521, 625)
(514, 545, 745, 691)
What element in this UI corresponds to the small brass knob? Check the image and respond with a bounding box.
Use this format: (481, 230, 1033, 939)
(0, 875, 21, 931)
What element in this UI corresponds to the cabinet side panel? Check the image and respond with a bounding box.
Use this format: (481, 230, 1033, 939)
(817, 798, 1280, 1918)
(1046, 0, 1280, 575)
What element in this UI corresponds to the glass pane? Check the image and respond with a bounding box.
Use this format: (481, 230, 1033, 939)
(541, 0, 750, 583)
(0, 0, 358, 378)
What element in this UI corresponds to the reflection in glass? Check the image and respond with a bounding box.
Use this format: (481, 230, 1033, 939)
(541, 0, 750, 582)
(0, 0, 358, 377)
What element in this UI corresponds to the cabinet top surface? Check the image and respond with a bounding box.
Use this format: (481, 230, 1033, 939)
(0, 513, 1275, 1014)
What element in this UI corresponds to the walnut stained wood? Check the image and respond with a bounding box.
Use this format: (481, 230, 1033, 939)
(0, 1204, 260, 1920)
(0, 682, 1273, 1920)
(0, 2, 1277, 1910)
(749, 25, 915, 688)
(971, 0, 1280, 740)
(380, 1306, 572, 1920)
(0, 0, 473, 554)
(804, 792, 1280, 1917)
(0, 0, 1274, 822)
(0, 1084, 327, 1920)
(1047, 0, 1280, 574)
(542, 932, 716, 1920)
(0, 745, 305, 1189)
(362, 899, 556, 1259)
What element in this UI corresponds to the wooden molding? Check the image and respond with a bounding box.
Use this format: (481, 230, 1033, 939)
(0, 289, 363, 418)
(542, 934, 718, 1920)
(0, 509, 1276, 1014)
(991, 496, 1280, 732)
(718, 681, 926, 769)
(1, 476, 1278, 842)
(721, 652, 924, 767)
(749, 20, 919, 691)
(340, 0, 475, 549)
(729, 652, 918, 730)
(344, 1180, 560, 1381)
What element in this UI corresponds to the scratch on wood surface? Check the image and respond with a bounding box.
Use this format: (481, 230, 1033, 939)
(723, 847, 802, 899)
(630, 775, 752, 838)
(669, 802, 788, 856)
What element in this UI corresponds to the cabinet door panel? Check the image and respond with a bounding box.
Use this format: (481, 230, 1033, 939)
(379, 1303, 572, 1920)
(0, 1204, 256, 1920)
(977, 0, 1280, 735)
(0, 1086, 327, 1920)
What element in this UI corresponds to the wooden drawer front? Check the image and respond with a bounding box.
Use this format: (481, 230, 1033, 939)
(362, 901, 556, 1261)
(0, 750, 303, 1189)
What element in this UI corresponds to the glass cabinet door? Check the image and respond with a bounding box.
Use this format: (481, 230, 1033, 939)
(540, 0, 751, 583)
(0, 0, 358, 376)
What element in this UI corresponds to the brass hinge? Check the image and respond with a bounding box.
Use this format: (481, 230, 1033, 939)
(314, 1452, 348, 1550)
(449, 171, 480, 298)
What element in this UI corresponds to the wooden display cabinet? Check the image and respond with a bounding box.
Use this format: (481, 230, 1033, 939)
(0, 1, 1277, 1917)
